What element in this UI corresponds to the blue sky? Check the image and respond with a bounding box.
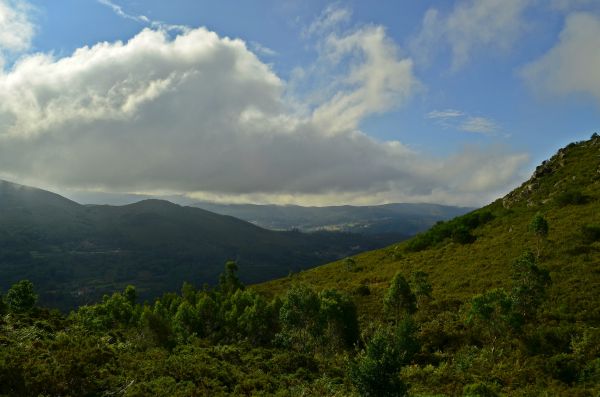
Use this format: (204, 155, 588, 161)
(0, 0, 599, 206)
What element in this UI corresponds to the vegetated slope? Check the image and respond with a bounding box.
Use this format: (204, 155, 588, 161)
(258, 134, 600, 318)
(256, 134, 600, 394)
(0, 181, 399, 310)
(194, 201, 472, 235)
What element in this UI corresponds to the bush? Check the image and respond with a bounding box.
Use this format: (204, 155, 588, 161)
(452, 225, 476, 244)
(581, 224, 600, 243)
(463, 382, 499, 397)
(354, 284, 371, 296)
(546, 353, 580, 384)
(349, 321, 417, 397)
(405, 211, 492, 252)
(555, 190, 588, 206)
(5, 280, 37, 313)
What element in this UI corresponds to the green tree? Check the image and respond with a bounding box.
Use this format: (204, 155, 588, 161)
(349, 319, 417, 397)
(467, 288, 520, 348)
(224, 289, 277, 345)
(384, 272, 416, 322)
(530, 213, 549, 258)
(411, 271, 432, 308)
(345, 258, 357, 272)
(277, 284, 323, 351)
(141, 301, 175, 348)
(511, 250, 551, 323)
(181, 282, 196, 305)
(319, 289, 360, 350)
(5, 280, 37, 313)
(173, 300, 201, 342)
(196, 292, 219, 339)
(219, 261, 244, 296)
(124, 285, 137, 305)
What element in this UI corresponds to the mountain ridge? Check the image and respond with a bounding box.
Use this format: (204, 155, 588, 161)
(193, 201, 473, 235)
(0, 179, 414, 310)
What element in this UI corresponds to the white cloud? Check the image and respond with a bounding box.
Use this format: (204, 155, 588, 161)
(304, 4, 352, 37)
(427, 109, 500, 135)
(0, 0, 34, 63)
(0, 24, 528, 206)
(250, 41, 277, 57)
(412, 0, 532, 69)
(550, 0, 600, 12)
(427, 109, 465, 119)
(521, 12, 600, 106)
(459, 116, 499, 135)
(310, 25, 417, 134)
(97, 0, 188, 32)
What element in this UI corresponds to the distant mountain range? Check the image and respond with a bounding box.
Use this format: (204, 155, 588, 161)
(1, 180, 441, 310)
(193, 202, 472, 235)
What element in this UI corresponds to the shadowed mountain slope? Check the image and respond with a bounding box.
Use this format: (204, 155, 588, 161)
(0, 180, 402, 310)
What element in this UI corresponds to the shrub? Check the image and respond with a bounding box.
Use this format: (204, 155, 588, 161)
(546, 353, 580, 384)
(581, 224, 600, 243)
(463, 382, 499, 397)
(5, 280, 37, 313)
(555, 190, 588, 206)
(452, 225, 476, 244)
(354, 284, 371, 296)
(349, 321, 417, 397)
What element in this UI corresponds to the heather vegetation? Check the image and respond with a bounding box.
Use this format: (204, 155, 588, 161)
(1, 135, 600, 396)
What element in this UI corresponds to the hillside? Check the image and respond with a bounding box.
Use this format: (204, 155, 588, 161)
(193, 202, 472, 235)
(252, 134, 600, 394)
(1, 135, 599, 397)
(257, 134, 600, 314)
(0, 180, 402, 310)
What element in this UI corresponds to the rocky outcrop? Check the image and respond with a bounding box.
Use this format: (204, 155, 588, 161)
(501, 134, 600, 209)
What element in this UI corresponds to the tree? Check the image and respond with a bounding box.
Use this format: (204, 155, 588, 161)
(411, 271, 432, 308)
(141, 301, 175, 348)
(345, 258, 357, 272)
(510, 250, 551, 322)
(349, 319, 417, 397)
(195, 292, 219, 339)
(181, 282, 196, 305)
(173, 300, 201, 342)
(277, 284, 323, 351)
(530, 213, 549, 258)
(384, 272, 416, 322)
(5, 280, 37, 313)
(226, 289, 277, 345)
(124, 285, 137, 305)
(467, 288, 520, 348)
(319, 289, 359, 350)
(219, 261, 244, 296)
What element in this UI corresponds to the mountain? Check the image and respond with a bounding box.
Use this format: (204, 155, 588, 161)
(0, 180, 403, 310)
(258, 134, 600, 314)
(253, 134, 600, 394)
(193, 202, 472, 235)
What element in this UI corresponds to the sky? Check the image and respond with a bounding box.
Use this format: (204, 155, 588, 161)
(0, 0, 599, 207)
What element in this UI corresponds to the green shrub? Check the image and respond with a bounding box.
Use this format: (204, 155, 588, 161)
(546, 353, 580, 385)
(581, 224, 600, 243)
(463, 382, 499, 397)
(556, 190, 588, 206)
(354, 284, 371, 296)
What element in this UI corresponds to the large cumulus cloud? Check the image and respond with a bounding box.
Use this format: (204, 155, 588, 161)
(0, 23, 527, 206)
